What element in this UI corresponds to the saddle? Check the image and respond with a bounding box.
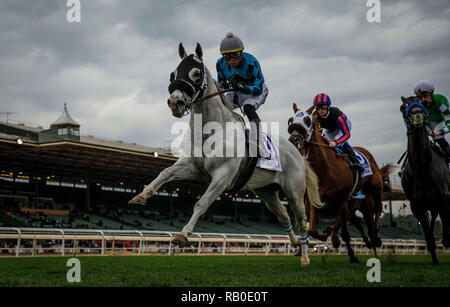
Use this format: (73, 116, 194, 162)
(332, 146, 369, 200)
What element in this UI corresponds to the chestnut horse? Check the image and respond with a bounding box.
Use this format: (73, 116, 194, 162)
(303, 163, 393, 250)
(288, 104, 384, 262)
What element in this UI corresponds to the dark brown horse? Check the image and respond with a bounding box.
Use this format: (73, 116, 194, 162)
(288, 104, 384, 262)
(343, 163, 394, 247)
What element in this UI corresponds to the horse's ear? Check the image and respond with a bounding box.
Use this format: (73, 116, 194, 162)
(293, 103, 299, 113)
(401, 96, 406, 103)
(306, 105, 315, 114)
(195, 43, 203, 60)
(179, 43, 187, 59)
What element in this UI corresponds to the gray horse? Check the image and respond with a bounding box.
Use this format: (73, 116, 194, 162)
(129, 43, 323, 266)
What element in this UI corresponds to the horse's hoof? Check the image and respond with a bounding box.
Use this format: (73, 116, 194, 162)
(301, 258, 310, 267)
(128, 194, 147, 206)
(294, 249, 302, 256)
(172, 233, 189, 246)
(332, 236, 341, 248)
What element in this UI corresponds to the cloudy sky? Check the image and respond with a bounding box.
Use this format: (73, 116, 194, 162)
(1, 0, 449, 178)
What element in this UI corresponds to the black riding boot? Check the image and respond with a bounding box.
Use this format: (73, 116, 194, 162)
(436, 138, 450, 162)
(341, 144, 365, 172)
(243, 105, 267, 158)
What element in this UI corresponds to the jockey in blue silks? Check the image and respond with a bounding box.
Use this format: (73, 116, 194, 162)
(216, 32, 269, 158)
(313, 93, 364, 172)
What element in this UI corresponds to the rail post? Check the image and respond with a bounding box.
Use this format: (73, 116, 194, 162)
(12, 228, 21, 257)
(135, 231, 143, 255)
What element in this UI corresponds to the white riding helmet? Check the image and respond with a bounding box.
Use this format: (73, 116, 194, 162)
(413, 80, 434, 95)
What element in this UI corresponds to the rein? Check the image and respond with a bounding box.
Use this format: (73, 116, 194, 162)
(197, 88, 234, 102)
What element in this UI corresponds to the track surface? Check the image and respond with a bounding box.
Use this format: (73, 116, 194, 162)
(0, 255, 449, 287)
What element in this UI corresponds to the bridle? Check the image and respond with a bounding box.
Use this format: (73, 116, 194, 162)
(400, 98, 429, 130)
(400, 98, 436, 144)
(168, 58, 208, 116)
(288, 116, 329, 149)
(168, 55, 236, 117)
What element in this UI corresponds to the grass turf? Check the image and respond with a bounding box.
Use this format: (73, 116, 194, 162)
(0, 254, 449, 287)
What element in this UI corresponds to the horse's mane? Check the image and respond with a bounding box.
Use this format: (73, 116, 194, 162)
(213, 79, 245, 124)
(213, 80, 234, 110)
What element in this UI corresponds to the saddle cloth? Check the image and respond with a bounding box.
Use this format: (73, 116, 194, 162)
(354, 150, 373, 178)
(335, 147, 372, 178)
(349, 151, 372, 200)
(256, 133, 283, 172)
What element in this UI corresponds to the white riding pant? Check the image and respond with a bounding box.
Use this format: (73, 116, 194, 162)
(322, 119, 352, 147)
(427, 121, 446, 140)
(225, 83, 269, 110)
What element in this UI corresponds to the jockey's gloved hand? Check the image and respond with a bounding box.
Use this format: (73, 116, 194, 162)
(233, 82, 250, 94)
(220, 80, 230, 89)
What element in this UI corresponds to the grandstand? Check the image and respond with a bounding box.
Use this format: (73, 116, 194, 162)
(0, 105, 438, 244)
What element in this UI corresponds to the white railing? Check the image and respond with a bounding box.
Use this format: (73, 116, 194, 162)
(0, 227, 447, 257)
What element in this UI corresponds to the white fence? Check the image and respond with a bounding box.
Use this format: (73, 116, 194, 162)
(0, 227, 447, 257)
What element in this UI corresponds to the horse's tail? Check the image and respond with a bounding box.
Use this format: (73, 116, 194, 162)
(305, 159, 325, 208)
(380, 163, 394, 178)
(380, 163, 395, 192)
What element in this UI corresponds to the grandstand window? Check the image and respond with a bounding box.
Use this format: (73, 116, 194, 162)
(61, 182, 74, 187)
(0, 177, 14, 182)
(74, 129, 80, 136)
(75, 183, 87, 189)
(101, 186, 113, 191)
(251, 199, 262, 203)
(46, 181, 60, 186)
(114, 187, 125, 192)
(14, 178, 29, 183)
(57, 128, 68, 135)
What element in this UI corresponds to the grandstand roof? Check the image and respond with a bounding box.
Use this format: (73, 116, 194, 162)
(0, 121, 44, 133)
(0, 137, 205, 192)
